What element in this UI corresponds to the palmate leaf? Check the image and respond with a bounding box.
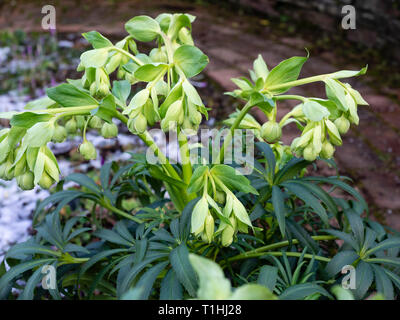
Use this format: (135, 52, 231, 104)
(282, 181, 329, 225)
(80, 248, 128, 276)
(371, 264, 394, 300)
(65, 173, 102, 195)
(170, 244, 198, 297)
(326, 250, 359, 277)
(352, 260, 374, 300)
(344, 209, 365, 246)
(257, 265, 278, 291)
(18, 267, 43, 300)
(323, 229, 359, 252)
(62, 273, 116, 297)
(279, 283, 332, 300)
(292, 180, 338, 216)
(303, 176, 368, 213)
(34, 190, 98, 224)
(273, 158, 309, 185)
(160, 269, 183, 300)
(131, 261, 169, 300)
(0, 258, 55, 298)
(365, 237, 400, 256)
(5, 242, 60, 260)
(271, 186, 287, 237)
(286, 219, 319, 254)
(94, 229, 134, 247)
(210, 164, 258, 195)
(255, 142, 276, 182)
(117, 252, 169, 297)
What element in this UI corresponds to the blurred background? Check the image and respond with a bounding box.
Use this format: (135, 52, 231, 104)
(0, 0, 399, 257)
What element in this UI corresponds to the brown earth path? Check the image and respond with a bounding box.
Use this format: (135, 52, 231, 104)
(1, 0, 399, 227)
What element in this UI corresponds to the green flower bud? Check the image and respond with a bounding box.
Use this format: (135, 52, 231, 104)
(1, 153, 15, 180)
(261, 121, 282, 143)
(303, 145, 317, 161)
(290, 104, 305, 118)
(182, 118, 194, 131)
(101, 122, 118, 139)
(98, 83, 110, 97)
(214, 190, 226, 204)
(334, 116, 350, 135)
(221, 217, 236, 247)
(14, 153, 26, 177)
(117, 68, 126, 79)
(105, 53, 122, 74)
(65, 118, 77, 134)
(89, 116, 103, 129)
(290, 137, 301, 153)
(150, 48, 168, 63)
(161, 100, 183, 131)
(17, 171, 34, 190)
(191, 111, 202, 125)
(79, 140, 97, 160)
(178, 27, 194, 45)
(90, 82, 97, 96)
(221, 225, 235, 247)
(237, 219, 248, 233)
(128, 39, 138, 54)
(77, 62, 85, 72)
(39, 171, 55, 189)
(325, 119, 342, 146)
(128, 114, 147, 134)
(4, 162, 15, 180)
(52, 125, 67, 143)
(76, 116, 85, 130)
(0, 163, 7, 180)
(320, 140, 335, 159)
(204, 213, 214, 244)
(124, 72, 137, 84)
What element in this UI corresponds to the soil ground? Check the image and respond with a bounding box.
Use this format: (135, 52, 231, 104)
(1, 0, 399, 228)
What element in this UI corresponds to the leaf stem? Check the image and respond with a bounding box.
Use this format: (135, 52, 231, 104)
(178, 129, 193, 186)
(263, 74, 331, 92)
(110, 46, 144, 66)
(217, 102, 254, 164)
(226, 235, 336, 263)
(274, 95, 307, 102)
(99, 198, 144, 224)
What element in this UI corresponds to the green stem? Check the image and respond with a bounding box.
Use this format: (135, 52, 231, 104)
(111, 46, 144, 66)
(138, 130, 181, 181)
(226, 235, 336, 263)
(178, 129, 193, 185)
(45, 105, 98, 115)
(115, 111, 182, 182)
(242, 251, 331, 263)
(274, 95, 307, 102)
(217, 102, 254, 164)
(114, 111, 189, 210)
(263, 74, 333, 93)
(100, 199, 144, 224)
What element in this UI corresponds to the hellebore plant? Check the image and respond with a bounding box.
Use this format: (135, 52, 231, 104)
(0, 13, 399, 301)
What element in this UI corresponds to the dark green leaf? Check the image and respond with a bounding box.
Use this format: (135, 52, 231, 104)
(170, 244, 198, 297)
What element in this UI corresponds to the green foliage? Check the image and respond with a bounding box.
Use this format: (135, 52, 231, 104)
(0, 13, 398, 301)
